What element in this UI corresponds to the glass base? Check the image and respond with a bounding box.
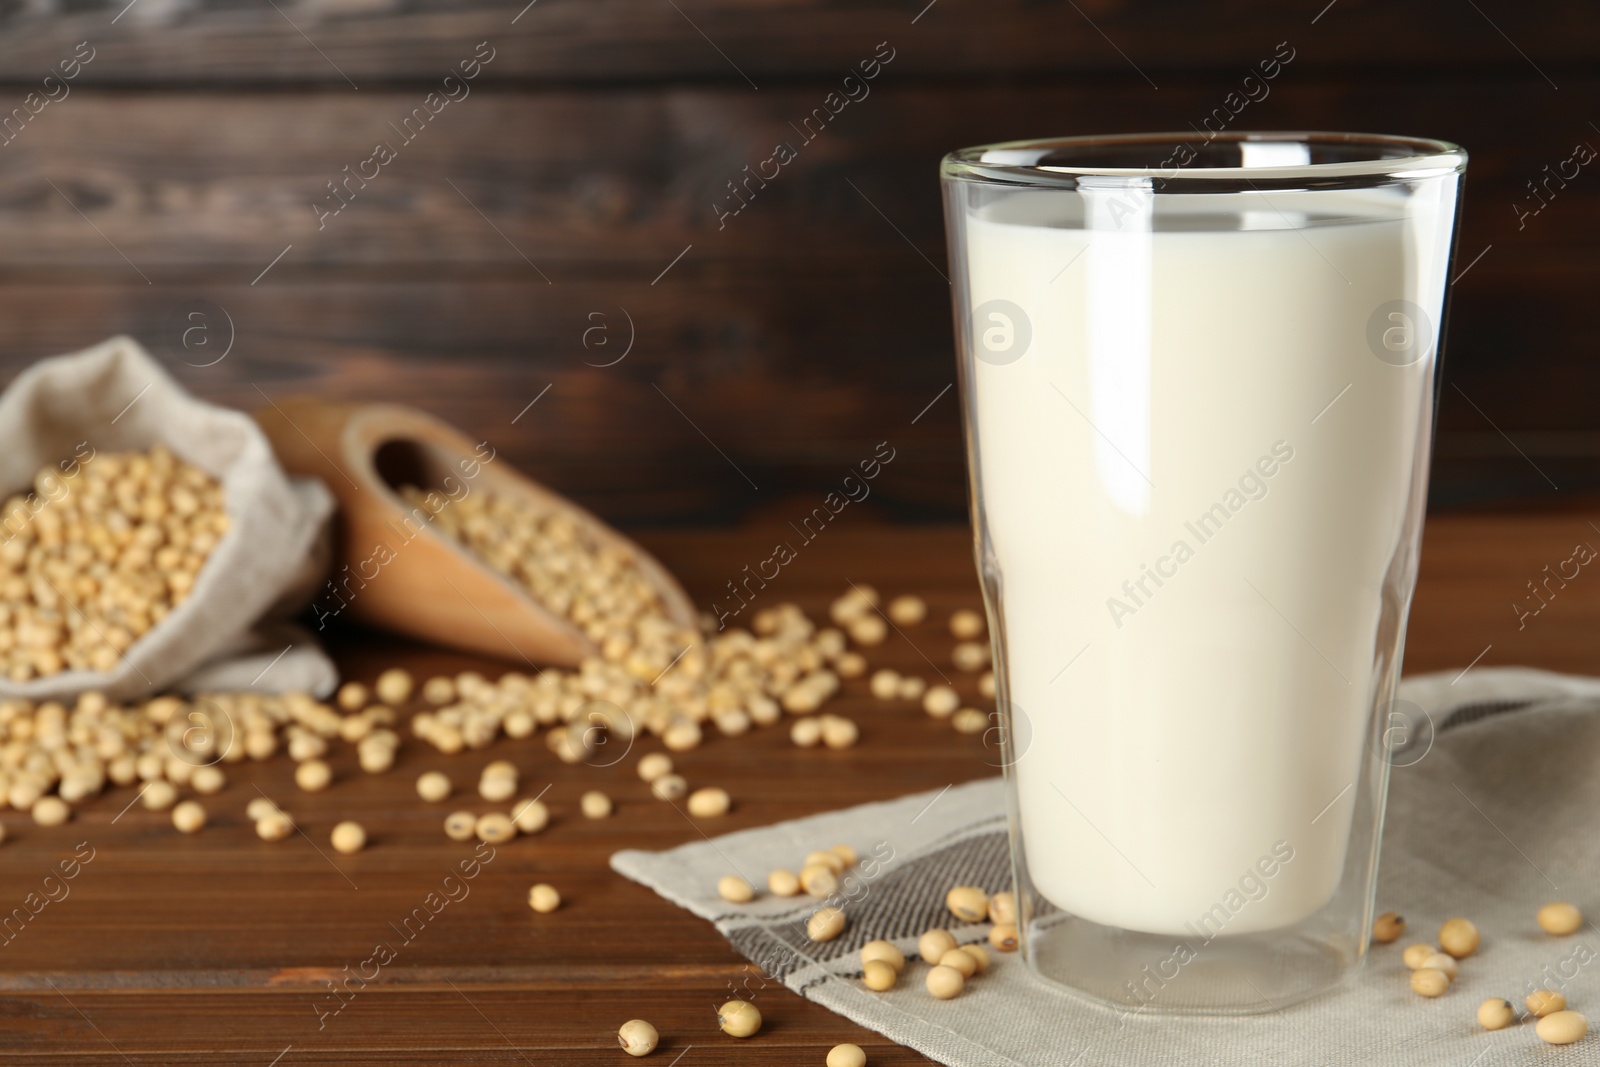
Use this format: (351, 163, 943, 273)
(1026, 912, 1360, 1016)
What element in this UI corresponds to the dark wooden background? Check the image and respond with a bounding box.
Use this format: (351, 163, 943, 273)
(0, 0, 1596, 524)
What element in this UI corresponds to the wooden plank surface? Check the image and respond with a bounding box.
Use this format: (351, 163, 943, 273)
(0, 0, 1593, 86)
(0, 512, 1593, 1063)
(0, 77, 1598, 517)
(1, 84, 1594, 274)
(0, 261, 1592, 516)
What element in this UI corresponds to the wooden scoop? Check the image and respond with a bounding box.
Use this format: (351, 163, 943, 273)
(254, 399, 697, 667)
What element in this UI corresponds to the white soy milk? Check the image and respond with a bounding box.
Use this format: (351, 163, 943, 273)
(964, 182, 1453, 936)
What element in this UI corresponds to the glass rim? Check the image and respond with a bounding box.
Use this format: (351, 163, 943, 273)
(941, 132, 1467, 191)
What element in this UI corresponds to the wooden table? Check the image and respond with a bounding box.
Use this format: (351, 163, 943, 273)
(1, 512, 1595, 1064)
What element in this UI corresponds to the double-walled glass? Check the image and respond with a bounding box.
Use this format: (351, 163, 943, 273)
(942, 133, 1466, 1013)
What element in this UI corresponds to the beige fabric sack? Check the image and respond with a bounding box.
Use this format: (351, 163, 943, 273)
(0, 336, 337, 702)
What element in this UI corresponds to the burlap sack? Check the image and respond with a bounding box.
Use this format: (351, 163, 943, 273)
(0, 336, 336, 701)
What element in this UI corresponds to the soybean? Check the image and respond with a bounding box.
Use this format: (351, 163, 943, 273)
(581, 790, 613, 819)
(617, 1019, 659, 1057)
(868, 670, 901, 700)
(246, 796, 280, 821)
(830, 587, 876, 625)
(1438, 917, 1480, 958)
(1402, 943, 1436, 970)
(663, 720, 701, 752)
(805, 850, 845, 873)
(288, 733, 327, 762)
(989, 924, 1019, 952)
(749, 695, 782, 725)
(416, 772, 452, 803)
(861, 940, 906, 972)
(848, 615, 887, 647)
(31, 796, 70, 827)
(142, 780, 178, 811)
(331, 820, 367, 854)
(808, 906, 847, 942)
(687, 787, 731, 818)
(528, 883, 561, 913)
(421, 675, 456, 704)
(717, 875, 755, 903)
(444, 811, 477, 841)
(820, 715, 858, 749)
(782, 685, 824, 716)
(1372, 912, 1405, 944)
(651, 774, 688, 801)
(926, 964, 965, 1000)
(295, 759, 332, 793)
(511, 798, 550, 834)
(862, 959, 897, 991)
(374, 668, 413, 706)
(791, 718, 823, 748)
(827, 1043, 867, 1067)
(887, 595, 926, 625)
(191, 765, 226, 794)
(256, 812, 293, 841)
(919, 929, 957, 964)
(718, 999, 762, 1038)
(946, 885, 989, 924)
(923, 685, 960, 719)
(1538, 901, 1584, 936)
(637, 753, 673, 782)
(939, 948, 978, 978)
(1421, 952, 1458, 980)
(172, 799, 207, 833)
(476, 813, 516, 843)
(949, 610, 984, 639)
(800, 863, 839, 897)
(1528, 989, 1567, 1017)
(1536, 1010, 1588, 1045)
(951, 708, 987, 735)
(800, 863, 838, 895)
(951, 642, 989, 672)
(1410, 969, 1451, 997)
(1477, 998, 1516, 1031)
(479, 774, 518, 803)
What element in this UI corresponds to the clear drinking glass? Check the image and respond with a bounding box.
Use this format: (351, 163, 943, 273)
(941, 133, 1466, 1013)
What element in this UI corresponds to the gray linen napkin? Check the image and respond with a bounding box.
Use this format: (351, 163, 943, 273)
(613, 668, 1600, 1066)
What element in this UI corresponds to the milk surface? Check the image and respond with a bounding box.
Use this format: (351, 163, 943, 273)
(964, 183, 1453, 935)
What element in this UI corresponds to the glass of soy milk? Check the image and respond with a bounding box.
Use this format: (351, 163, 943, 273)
(941, 133, 1466, 1013)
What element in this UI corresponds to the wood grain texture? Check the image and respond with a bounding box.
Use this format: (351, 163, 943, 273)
(0, 0, 1593, 86)
(0, 278, 966, 522)
(0, 515, 1591, 1063)
(0, 74, 1597, 518)
(1, 82, 1596, 274)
